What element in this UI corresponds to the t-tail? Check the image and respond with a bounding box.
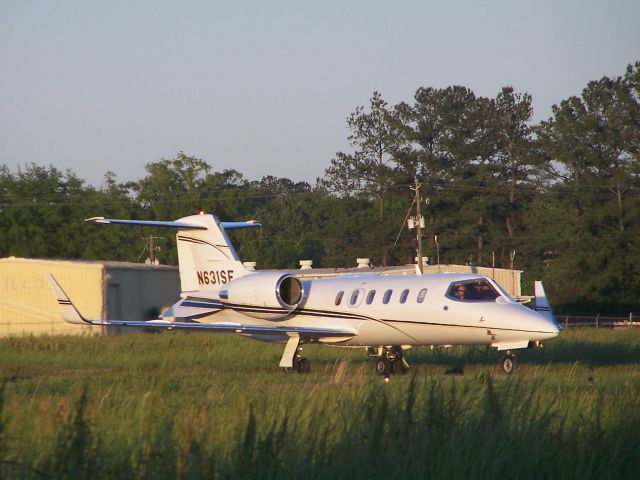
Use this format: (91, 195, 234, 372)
(86, 214, 261, 292)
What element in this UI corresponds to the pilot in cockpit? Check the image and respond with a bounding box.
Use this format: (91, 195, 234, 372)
(454, 284, 467, 300)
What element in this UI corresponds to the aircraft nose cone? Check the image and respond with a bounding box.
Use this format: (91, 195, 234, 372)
(536, 313, 560, 340)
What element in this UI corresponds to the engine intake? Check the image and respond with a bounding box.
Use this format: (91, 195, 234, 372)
(218, 272, 304, 320)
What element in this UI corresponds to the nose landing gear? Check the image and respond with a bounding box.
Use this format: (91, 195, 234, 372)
(499, 351, 517, 374)
(371, 346, 410, 376)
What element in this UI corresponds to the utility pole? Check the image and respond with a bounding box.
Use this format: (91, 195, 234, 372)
(409, 178, 425, 274)
(140, 236, 166, 265)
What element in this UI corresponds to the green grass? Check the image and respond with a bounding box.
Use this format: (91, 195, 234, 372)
(1, 328, 640, 478)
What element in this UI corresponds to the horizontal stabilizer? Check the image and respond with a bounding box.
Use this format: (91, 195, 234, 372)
(86, 217, 207, 229)
(220, 221, 261, 230)
(86, 217, 261, 230)
(86, 214, 260, 291)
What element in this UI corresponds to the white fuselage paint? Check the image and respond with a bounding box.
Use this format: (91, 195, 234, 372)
(182, 272, 559, 348)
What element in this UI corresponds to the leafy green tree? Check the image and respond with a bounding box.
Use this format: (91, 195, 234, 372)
(0, 164, 91, 258)
(487, 87, 544, 268)
(79, 171, 143, 261)
(137, 152, 212, 220)
(323, 91, 406, 264)
(394, 85, 546, 271)
(396, 86, 497, 265)
(324, 92, 402, 211)
(536, 67, 640, 313)
(246, 190, 326, 269)
(199, 168, 249, 220)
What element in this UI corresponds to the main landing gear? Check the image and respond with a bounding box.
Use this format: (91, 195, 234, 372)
(499, 351, 517, 375)
(293, 355, 310, 374)
(371, 346, 410, 376)
(280, 335, 311, 374)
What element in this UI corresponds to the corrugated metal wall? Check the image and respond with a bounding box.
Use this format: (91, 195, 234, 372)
(0, 258, 105, 336)
(105, 266, 180, 332)
(0, 258, 180, 337)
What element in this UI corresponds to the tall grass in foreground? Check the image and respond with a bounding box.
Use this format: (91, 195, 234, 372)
(1, 330, 640, 478)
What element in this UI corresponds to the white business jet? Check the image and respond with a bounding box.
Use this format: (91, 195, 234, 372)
(47, 213, 559, 375)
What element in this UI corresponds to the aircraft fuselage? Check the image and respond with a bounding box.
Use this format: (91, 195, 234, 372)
(184, 272, 558, 350)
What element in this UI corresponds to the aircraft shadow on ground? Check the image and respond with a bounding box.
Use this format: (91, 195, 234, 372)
(400, 340, 640, 369)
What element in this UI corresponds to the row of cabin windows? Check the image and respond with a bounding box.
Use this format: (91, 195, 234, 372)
(335, 288, 428, 307)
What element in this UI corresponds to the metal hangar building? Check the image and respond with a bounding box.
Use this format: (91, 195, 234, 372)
(0, 257, 179, 337)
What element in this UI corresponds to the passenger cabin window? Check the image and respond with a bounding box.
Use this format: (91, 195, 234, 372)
(382, 289, 393, 304)
(417, 288, 427, 303)
(349, 290, 360, 306)
(335, 291, 344, 306)
(399, 289, 409, 304)
(366, 290, 376, 305)
(447, 281, 500, 302)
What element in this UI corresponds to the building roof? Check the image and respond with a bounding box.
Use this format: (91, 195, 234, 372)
(0, 256, 177, 271)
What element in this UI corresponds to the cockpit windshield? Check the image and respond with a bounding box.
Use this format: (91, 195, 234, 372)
(447, 280, 501, 302)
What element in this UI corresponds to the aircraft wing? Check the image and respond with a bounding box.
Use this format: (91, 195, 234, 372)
(46, 274, 354, 339)
(64, 318, 355, 338)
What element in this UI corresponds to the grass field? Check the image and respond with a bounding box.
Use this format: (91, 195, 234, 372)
(1, 328, 640, 479)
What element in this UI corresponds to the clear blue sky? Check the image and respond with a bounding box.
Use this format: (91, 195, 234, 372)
(1, 0, 638, 187)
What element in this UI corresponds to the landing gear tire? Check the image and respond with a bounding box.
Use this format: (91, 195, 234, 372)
(293, 357, 310, 374)
(376, 358, 393, 376)
(393, 359, 409, 375)
(374, 347, 410, 376)
(500, 353, 517, 375)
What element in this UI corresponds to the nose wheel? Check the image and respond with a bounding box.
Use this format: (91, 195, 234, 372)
(499, 351, 517, 374)
(373, 347, 409, 376)
(375, 357, 393, 375)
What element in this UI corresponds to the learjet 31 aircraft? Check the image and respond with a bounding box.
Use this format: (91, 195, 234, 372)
(47, 213, 560, 375)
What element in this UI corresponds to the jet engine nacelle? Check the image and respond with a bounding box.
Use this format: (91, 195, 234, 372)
(218, 272, 304, 320)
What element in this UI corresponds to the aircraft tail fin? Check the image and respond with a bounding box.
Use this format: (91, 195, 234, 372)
(86, 214, 261, 293)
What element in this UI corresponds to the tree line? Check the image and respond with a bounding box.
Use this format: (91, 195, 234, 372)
(1, 62, 639, 315)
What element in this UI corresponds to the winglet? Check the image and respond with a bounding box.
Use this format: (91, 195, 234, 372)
(46, 274, 97, 325)
(533, 281, 558, 326)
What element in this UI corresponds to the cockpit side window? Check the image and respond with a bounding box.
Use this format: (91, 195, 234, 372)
(447, 281, 500, 302)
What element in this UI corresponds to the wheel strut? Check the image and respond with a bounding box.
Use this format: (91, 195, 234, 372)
(279, 335, 311, 374)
